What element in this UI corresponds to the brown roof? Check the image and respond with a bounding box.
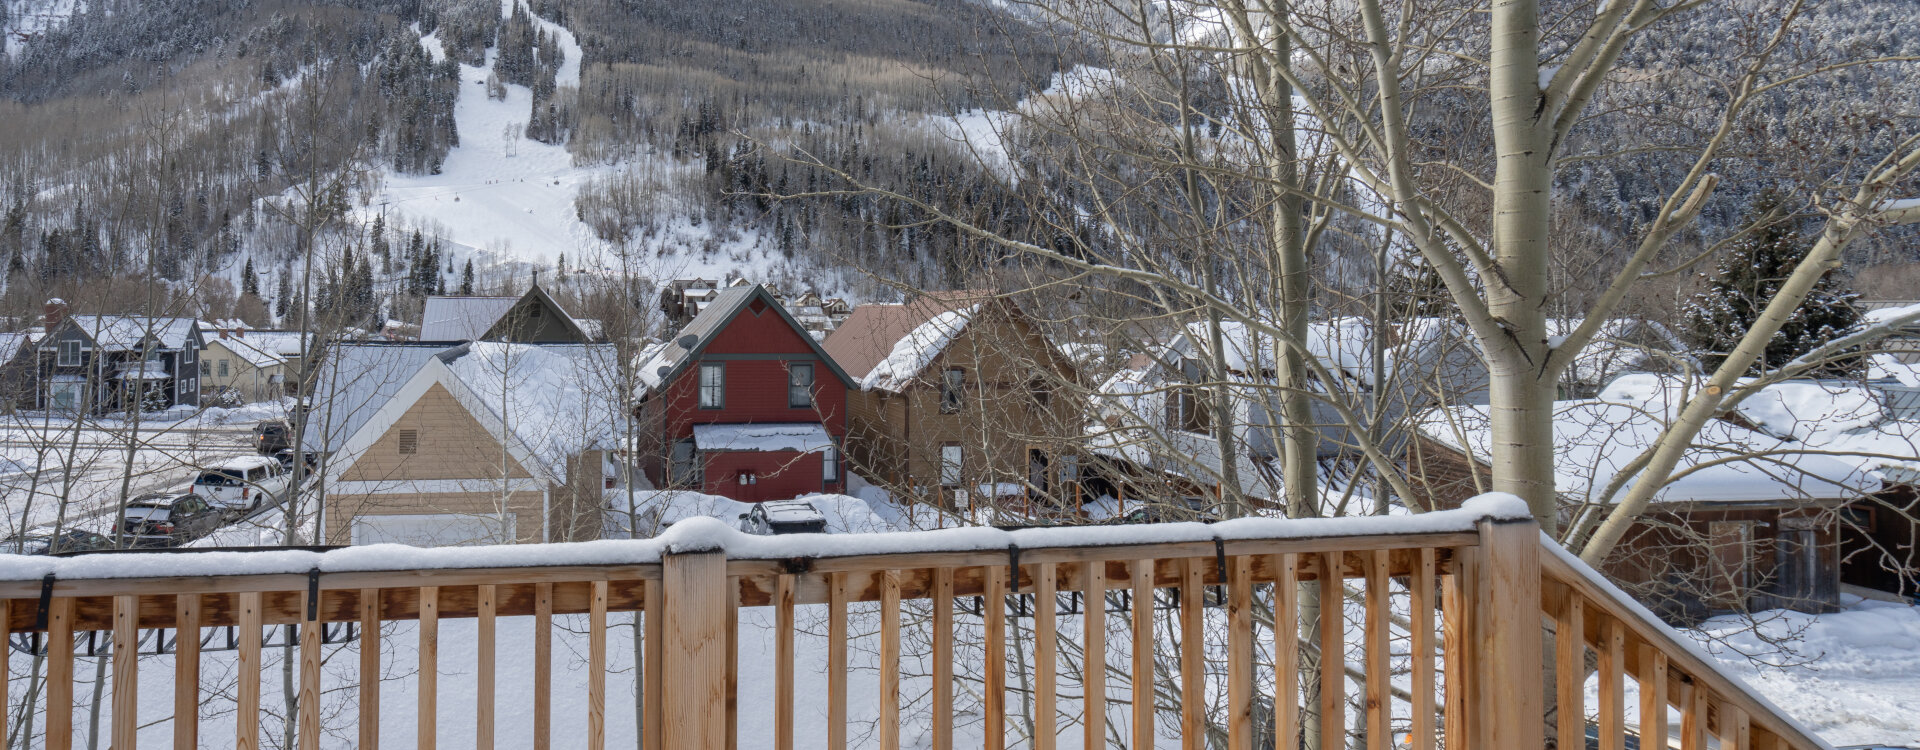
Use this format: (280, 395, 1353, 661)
(820, 290, 994, 380)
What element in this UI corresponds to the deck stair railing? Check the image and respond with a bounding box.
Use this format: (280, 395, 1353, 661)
(0, 496, 1828, 750)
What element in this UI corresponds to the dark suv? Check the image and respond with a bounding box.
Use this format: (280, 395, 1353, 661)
(121, 492, 225, 547)
(4, 529, 115, 555)
(253, 420, 292, 455)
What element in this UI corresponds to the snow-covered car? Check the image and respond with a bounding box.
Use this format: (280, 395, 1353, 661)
(3, 529, 115, 555)
(738, 499, 828, 535)
(192, 455, 290, 514)
(120, 491, 225, 548)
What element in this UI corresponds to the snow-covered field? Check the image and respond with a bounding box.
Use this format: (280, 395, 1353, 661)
(0, 402, 287, 539)
(1695, 597, 1920, 746)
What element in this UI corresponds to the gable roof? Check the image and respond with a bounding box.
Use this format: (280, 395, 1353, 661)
(303, 342, 461, 452)
(822, 291, 991, 387)
(418, 286, 587, 342)
(0, 333, 30, 363)
(636, 284, 855, 394)
(61, 316, 200, 351)
(211, 331, 311, 369)
(319, 342, 625, 484)
(1416, 400, 1873, 505)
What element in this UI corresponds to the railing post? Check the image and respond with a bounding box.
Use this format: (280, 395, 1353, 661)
(1474, 516, 1544, 750)
(663, 550, 730, 750)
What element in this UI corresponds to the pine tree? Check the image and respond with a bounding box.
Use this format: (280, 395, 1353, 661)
(460, 259, 475, 295)
(274, 269, 292, 321)
(242, 258, 260, 297)
(1684, 190, 1865, 377)
(556, 253, 566, 283)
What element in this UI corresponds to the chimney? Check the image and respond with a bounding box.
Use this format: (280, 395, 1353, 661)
(42, 299, 67, 329)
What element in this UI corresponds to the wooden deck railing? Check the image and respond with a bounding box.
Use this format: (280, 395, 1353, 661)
(0, 501, 1829, 750)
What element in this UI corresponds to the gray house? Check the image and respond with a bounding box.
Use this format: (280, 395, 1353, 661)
(36, 312, 203, 413)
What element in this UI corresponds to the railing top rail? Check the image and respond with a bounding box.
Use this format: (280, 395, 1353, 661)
(1539, 536, 1835, 750)
(0, 496, 1529, 591)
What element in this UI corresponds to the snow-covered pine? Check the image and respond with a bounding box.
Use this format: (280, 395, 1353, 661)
(1682, 189, 1866, 377)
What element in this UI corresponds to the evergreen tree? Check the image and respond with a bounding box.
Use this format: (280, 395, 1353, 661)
(241, 257, 260, 297)
(556, 252, 566, 283)
(274, 269, 292, 321)
(460, 259, 475, 294)
(1684, 190, 1865, 377)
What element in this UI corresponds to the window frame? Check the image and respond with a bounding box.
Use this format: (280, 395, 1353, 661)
(217, 359, 230, 377)
(939, 444, 963, 487)
(822, 444, 839, 485)
(698, 362, 726, 410)
(940, 368, 966, 414)
(788, 362, 815, 408)
(57, 340, 82, 367)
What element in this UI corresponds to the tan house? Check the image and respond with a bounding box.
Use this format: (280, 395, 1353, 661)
(199, 326, 309, 403)
(310, 341, 623, 546)
(822, 292, 1081, 510)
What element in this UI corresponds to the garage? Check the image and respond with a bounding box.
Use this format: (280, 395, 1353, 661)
(350, 513, 516, 547)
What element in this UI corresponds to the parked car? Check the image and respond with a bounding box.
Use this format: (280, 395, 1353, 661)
(192, 455, 290, 513)
(3, 529, 115, 555)
(253, 419, 292, 454)
(1109, 504, 1219, 525)
(738, 499, 829, 535)
(270, 449, 319, 475)
(120, 491, 225, 547)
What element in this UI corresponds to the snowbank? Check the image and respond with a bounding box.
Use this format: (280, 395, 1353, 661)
(0, 494, 1530, 582)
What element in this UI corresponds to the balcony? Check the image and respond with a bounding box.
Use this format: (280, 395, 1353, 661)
(0, 496, 1824, 749)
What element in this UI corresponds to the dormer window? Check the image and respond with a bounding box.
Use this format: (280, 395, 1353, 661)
(57, 340, 82, 367)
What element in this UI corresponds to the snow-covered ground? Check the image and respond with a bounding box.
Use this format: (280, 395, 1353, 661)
(1693, 596, 1920, 746)
(0, 402, 287, 540)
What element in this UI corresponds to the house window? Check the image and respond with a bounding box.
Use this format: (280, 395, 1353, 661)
(940, 444, 963, 487)
(1167, 359, 1211, 433)
(57, 340, 81, 367)
(145, 346, 163, 362)
(698, 363, 725, 409)
(199, 360, 210, 377)
(397, 429, 419, 455)
(736, 471, 757, 485)
(788, 363, 815, 408)
(670, 439, 699, 487)
(218, 359, 230, 377)
(940, 368, 966, 413)
(822, 445, 839, 483)
(1029, 378, 1052, 408)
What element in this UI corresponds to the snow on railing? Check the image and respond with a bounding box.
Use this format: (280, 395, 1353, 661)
(0, 493, 1826, 750)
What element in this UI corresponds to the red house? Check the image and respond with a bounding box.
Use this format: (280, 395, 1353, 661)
(634, 284, 855, 502)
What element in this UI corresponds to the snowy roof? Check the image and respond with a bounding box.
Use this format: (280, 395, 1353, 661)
(436, 342, 626, 478)
(0, 332, 29, 363)
(212, 331, 310, 369)
(115, 361, 171, 380)
(821, 291, 999, 390)
(637, 284, 854, 395)
(692, 423, 834, 454)
(419, 296, 519, 340)
(64, 316, 199, 351)
(1864, 301, 1920, 330)
(1602, 373, 1920, 478)
(303, 343, 460, 451)
(1417, 399, 1873, 505)
(1544, 317, 1693, 385)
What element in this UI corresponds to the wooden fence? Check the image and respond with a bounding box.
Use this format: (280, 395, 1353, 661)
(0, 513, 1828, 749)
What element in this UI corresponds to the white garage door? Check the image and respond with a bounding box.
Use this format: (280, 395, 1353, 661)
(351, 513, 516, 547)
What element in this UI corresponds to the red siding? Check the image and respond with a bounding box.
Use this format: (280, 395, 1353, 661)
(701, 451, 843, 501)
(643, 295, 850, 503)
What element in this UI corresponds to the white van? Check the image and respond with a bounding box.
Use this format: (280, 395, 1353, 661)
(192, 456, 290, 514)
